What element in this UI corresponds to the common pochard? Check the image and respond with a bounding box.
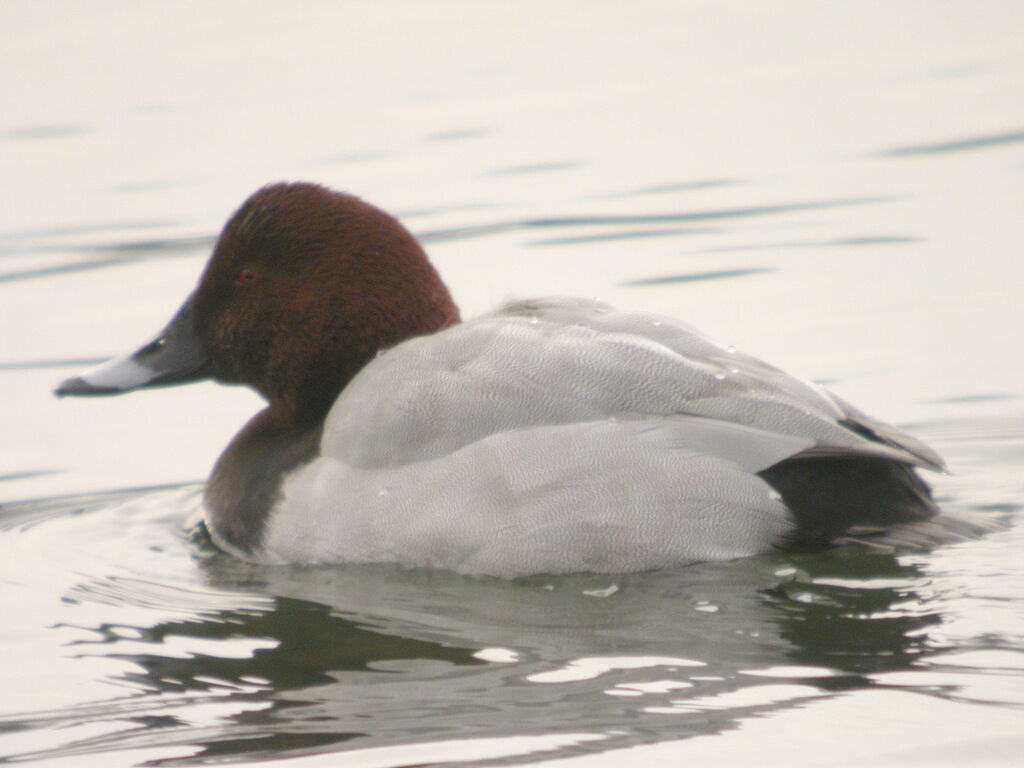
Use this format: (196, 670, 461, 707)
(58, 182, 954, 577)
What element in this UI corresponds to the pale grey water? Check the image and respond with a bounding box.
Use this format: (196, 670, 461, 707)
(2, 2, 1023, 766)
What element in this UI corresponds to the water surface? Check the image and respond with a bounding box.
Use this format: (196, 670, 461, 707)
(2, 2, 1023, 765)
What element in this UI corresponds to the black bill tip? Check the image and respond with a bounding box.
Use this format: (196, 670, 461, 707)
(54, 375, 120, 397)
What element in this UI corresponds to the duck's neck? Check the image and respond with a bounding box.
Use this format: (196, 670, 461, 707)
(204, 406, 323, 556)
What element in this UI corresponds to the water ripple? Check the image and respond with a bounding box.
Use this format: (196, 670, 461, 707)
(2, 124, 88, 141)
(0, 357, 108, 372)
(620, 267, 774, 288)
(691, 235, 920, 255)
(423, 128, 490, 142)
(590, 179, 743, 200)
(0, 235, 213, 283)
(882, 128, 1024, 157)
(482, 160, 583, 176)
(528, 226, 712, 247)
(417, 196, 889, 245)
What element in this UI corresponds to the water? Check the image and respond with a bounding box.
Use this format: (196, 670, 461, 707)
(2, 2, 1023, 765)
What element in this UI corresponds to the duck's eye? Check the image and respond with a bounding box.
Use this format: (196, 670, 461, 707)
(236, 267, 260, 287)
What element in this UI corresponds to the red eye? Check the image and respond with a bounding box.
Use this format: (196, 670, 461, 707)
(236, 267, 260, 287)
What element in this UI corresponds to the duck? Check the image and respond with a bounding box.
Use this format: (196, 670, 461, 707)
(57, 181, 950, 577)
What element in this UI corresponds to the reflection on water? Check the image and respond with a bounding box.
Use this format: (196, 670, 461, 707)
(52, 594, 485, 763)
(0, 488, 1014, 765)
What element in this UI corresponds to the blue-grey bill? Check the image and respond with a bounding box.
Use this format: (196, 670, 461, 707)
(55, 293, 210, 396)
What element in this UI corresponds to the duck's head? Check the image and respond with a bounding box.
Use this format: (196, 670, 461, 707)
(56, 182, 460, 423)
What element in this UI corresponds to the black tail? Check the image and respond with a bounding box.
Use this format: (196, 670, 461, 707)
(758, 456, 938, 545)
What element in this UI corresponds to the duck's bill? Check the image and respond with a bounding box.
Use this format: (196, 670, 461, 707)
(55, 294, 211, 397)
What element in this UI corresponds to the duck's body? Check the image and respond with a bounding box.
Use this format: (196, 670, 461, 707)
(251, 297, 939, 576)
(58, 183, 947, 577)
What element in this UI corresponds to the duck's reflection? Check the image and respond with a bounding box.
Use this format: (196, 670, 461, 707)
(89, 595, 485, 694)
(767, 549, 943, 678)
(29, 523, 945, 766)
